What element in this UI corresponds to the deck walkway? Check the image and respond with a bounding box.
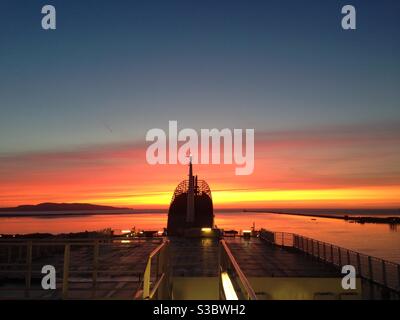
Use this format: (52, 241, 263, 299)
(168, 238, 219, 277)
(225, 237, 340, 277)
(168, 237, 340, 278)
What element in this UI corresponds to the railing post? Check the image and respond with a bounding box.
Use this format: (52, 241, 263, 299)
(18, 245, 23, 261)
(311, 240, 314, 258)
(338, 248, 342, 266)
(156, 246, 165, 300)
(63, 244, 70, 299)
(25, 241, 32, 298)
(323, 243, 326, 261)
(347, 250, 351, 265)
(382, 260, 387, 286)
(165, 242, 171, 300)
(156, 247, 162, 300)
(368, 256, 373, 281)
(142, 258, 151, 299)
(7, 246, 11, 264)
(357, 253, 362, 275)
(92, 240, 99, 298)
(317, 241, 320, 259)
(330, 244, 334, 264)
(397, 264, 400, 291)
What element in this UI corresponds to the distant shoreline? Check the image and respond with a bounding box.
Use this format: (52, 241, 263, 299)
(0, 208, 399, 224)
(244, 210, 400, 224)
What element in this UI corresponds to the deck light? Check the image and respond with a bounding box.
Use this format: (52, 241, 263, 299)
(221, 272, 238, 300)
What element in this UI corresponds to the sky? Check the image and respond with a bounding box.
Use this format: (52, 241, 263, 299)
(1, 0, 399, 208)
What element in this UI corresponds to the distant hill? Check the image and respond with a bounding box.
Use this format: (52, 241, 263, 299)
(0, 202, 126, 212)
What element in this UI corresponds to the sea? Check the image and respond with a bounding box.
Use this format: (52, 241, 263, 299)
(0, 210, 399, 263)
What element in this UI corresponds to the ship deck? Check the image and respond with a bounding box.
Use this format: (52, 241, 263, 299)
(169, 237, 219, 277)
(1, 236, 396, 300)
(168, 237, 340, 278)
(225, 237, 340, 277)
(0, 239, 161, 299)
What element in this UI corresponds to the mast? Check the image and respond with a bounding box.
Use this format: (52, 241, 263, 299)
(186, 155, 195, 223)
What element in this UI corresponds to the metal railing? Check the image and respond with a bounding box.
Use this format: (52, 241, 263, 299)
(259, 229, 400, 294)
(0, 237, 163, 299)
(141, 240, 170, 300)
(219, 240, 257, 300)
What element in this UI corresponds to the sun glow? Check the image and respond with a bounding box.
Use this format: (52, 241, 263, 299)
(73, 185, 400, 209)
(2, 134, 400, 209)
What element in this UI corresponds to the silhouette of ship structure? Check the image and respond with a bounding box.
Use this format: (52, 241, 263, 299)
(167, 157, 217, 237)
(0, 162, 399, 300)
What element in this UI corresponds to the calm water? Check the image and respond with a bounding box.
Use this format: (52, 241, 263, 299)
(0, 211, 399, 263)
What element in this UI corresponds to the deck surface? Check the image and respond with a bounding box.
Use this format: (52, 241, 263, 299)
(1, 236, 346, 299)
(0, 239, 161, 299)
(225, 237, 341, 277)
(168, 237, 341, 279)
(168, 237, 219, 277)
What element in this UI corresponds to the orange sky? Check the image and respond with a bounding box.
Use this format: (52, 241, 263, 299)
(1, 125, 400, 209)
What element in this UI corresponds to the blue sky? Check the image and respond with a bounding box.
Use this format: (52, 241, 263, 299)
(1, 0, 399, 153)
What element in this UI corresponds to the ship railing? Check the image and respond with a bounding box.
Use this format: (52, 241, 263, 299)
(141, 239, 171, 300)
(0, 237, 163, 299)
(259, 229, 400, 295)
(219, 240, 257, 300)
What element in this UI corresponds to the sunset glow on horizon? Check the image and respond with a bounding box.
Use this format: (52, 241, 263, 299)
(1, 123, 400, 209)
